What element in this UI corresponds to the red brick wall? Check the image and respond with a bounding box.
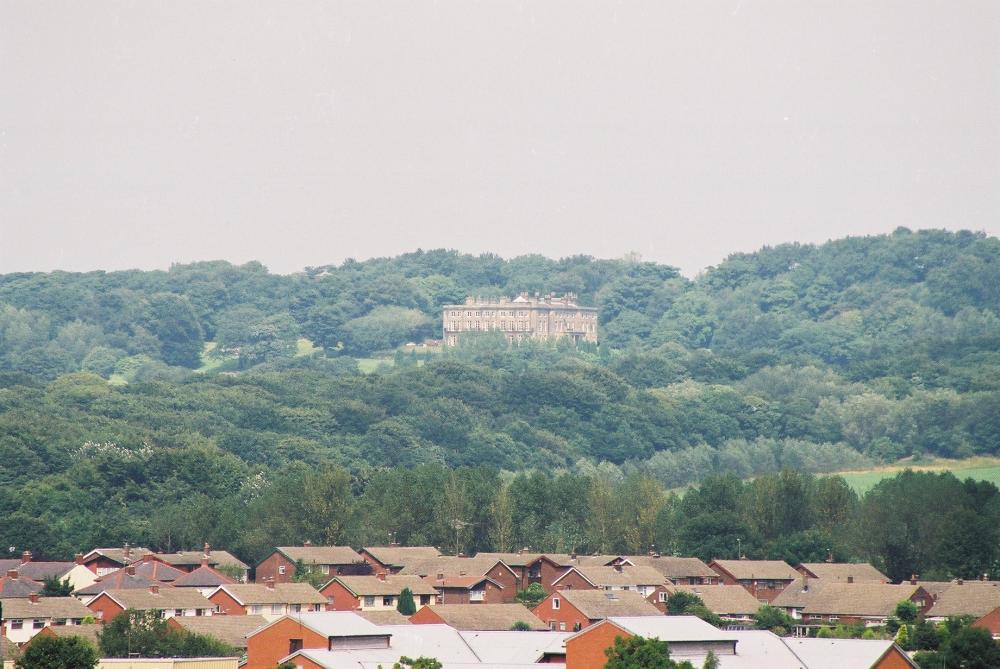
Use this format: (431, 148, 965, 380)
(537, 559, 571, 593)
(483, 580, 505, 604)
(256, 552, 296, 584)
(974, 607, 1000, 636)
(245, 618, 327, 669)
(552, 570, 596, 591)
(484, 564, 519, 602)
(874, 646, 915, 669)
(86, 593, 125, 622)
(409, 607, 446, 625)
(320, 580, 359, 611)
(533, 593, 591, 632)
(565, 622, 632, 669)
(210, 588, 247, 615)
(438, 588, 470, 604)
(358, 550, 393, 575)
(85, 557, 123, 575)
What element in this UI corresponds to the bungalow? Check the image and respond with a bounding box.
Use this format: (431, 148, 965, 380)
(924, 580, 1000, 621)
(12, 552, 76, 585)
(22, 623, 102, 653)
(708, 559, 800, 603)
(167, 614, 268, 651)
(533, 588, 662, 632)
(358, 546, 441, 575)
(254, 545, 364, 584)
(86, 585, 215, 621)
(657, 584, 763, 629)
(0, 594, 92, 643)
(798, 583, 932, 629)
(409, 603, 546, 631)
(399, 556, 520, 601)
(616, 554, 720, 585)
(0, 570, 42, 599)
(172, 561, 238, 596)
(321, 574, 437, 611)
(243, 611, 389, 669)
(796, 562, 888, 584)
(208, 582, 327, 619)
(550, 565, 667, 598)
(564, 616, 738, 669)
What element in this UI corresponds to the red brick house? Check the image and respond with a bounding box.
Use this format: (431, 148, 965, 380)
(358, 546, 440, 575)
(153, 545, 249, 582)
(73, 565, 160, 598)
(398, 556, 520, 602)
(0, 569, 43, 598)
(615, 555, 720, 585)
(320, 574, 437, 611)
(795, 562, 888, 584)
(708, 559, 800, 603)
(653, 584, 764, 627)
(85, 585, 214, 622)
(533, 588, 662, 632)
(409, 603, 546, 630)
(208, 582, 327, 618)
(79, 546, 152, 576)
(244, 612, 387, 669)
(254, 545, 364, 584)
(550, 565, 666, 598)
(797, 583, 933, 628)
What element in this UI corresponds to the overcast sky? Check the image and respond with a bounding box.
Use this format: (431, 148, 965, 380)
(2, 1, 998, 277)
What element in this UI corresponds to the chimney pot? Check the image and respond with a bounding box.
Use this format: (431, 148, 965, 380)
(266, 578, 276, 590)
(957, 578, 964, 585)
(377, 572, 386, 582)
(5, 569, 17, 579)
(910, 574, 918, 585)
(303, 540, 312, 547)
(29, 592, 39, 603)
(21, 550, 32, 563)
(126, 566, 136, 576)
(150, 584, 159, 594)
(201, 556, 209, 567)
(203, 543, 210, 556)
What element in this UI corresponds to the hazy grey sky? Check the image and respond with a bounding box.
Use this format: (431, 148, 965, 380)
(2, 1, 998, 277)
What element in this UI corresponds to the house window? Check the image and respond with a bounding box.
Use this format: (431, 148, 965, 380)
(10, 620, 22, 630)
(289, 639, 303, 653)
(420, 595, 431, 605)
(251, 605, 263, 614)
(175, 609, 185, 617)
(33, 620, 45, 629)
(364, 596, 375, 607)
(573, 622, 582, 632)
(321, 565, 330, 574)
(312, 604, 322, 612)
(271, 604, 283, 614)
(549, 621, 556, 630)
(71, 619, 82, 625)
(552, 598, 560, 610)
(559, 622, 566, 631)
(291, 604, 301, 613)
(383, 596, 393, 606)
(53, 619, 67, 626)
(278, 565, 286, 575)
(658, 592, 667, 602)
(470, 589, 485, 602)
(196, 609, 204, 617)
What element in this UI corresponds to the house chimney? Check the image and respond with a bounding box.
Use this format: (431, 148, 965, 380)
(376, 572, 386, 582)
(75, 553, 84, 565)
(201, 556, 210, 567)
(5, 569, 17, 579)
(29, 593, 39, 604)
(123, 542, 130, 559)
(266, 578, 276, 590)
(570, 552, 577, 561)
(457, 552, 465, 558)
(203, 543, 211, 557)
(984, 574, 990, 582)
(614, 564, 623, 573)
(801, 572, 809, 592)
(436, 572, 444, 581)
(957, 578, 964, 586)
(150, 584, 160, 595)
(847, 576, 854, 584)
(21, 550, 32, 563)
(126, 566, 136, 576)
(910, 574, 918, 585)
(303, 540, 312, 547)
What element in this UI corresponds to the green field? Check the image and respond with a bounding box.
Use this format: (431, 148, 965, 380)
(836, 457, 1000, 494)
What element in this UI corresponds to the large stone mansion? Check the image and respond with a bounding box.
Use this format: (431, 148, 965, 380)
(442, 293, 598, 346)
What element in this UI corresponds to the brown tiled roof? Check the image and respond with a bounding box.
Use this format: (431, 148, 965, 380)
(173, 565, 236, 589)
(1, 633, 21, 659)
(926, 582, 1000, 617)
(355, 610, 411, 625)
(154, 551, 248, 570)
(399, 555, 508, 577)
(131, 559, 186, 583)
(81, 548, 152, 566)
(424, 575, 497, 591)
(74, 570, 159, 596)
(35, 624, 102, 648)
(802, 583, 923, 617)
(555, 589, 662, 620)
(362, 547, 441, 569)
(621, 556, 718, 580)
(0, 573, 43, 598)
(332, 575, 438, 597)
(710, 560, 799, 581)
(216, 583, 326, 605)
(98, 588, 214, 611)
(772, 580, 822, 609)
(668, 585, 763, 616)
(0, 596, 92, 619)
(170, 615, 267, 648)
(473, 553, 619, 568)
(798, 563, 888, 583)
(419, 604, 546, 631)
(273, 546, 362, 566)
(16, 562, 76, 582)
(556, 566, 666, 588)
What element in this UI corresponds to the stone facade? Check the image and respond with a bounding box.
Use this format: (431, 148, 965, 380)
(442, 293, 598, 347)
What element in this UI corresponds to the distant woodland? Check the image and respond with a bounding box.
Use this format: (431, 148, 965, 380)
(1, 228, 999, 579)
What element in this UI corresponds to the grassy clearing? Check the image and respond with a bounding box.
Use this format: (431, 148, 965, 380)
(295, 338, 319, 357)
(835, 457, 1000, 494)
(357, 357, 394, 373)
